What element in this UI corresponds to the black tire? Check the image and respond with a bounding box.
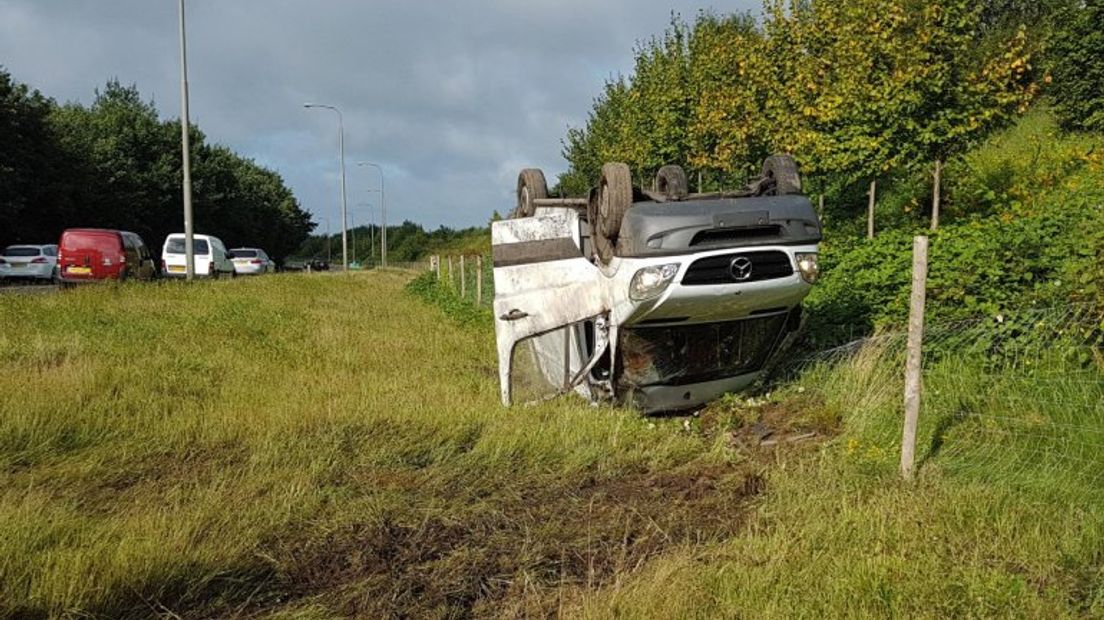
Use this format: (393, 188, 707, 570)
(516, 168, 548, 218)
(597, 162, 633, 239)
(655, 165, 689, 200)
(587, 188, 615, 264)
(762, 155, 802, 195)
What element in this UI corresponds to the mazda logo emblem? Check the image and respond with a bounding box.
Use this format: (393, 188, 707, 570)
(729, 256, 753, 281)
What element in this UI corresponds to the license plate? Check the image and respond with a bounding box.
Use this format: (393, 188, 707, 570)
(12, 263, 26, 269)
(168, 265, 185, 273)
(67, 266, 91, 275)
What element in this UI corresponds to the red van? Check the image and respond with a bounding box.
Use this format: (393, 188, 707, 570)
(58, 228, 158, 284)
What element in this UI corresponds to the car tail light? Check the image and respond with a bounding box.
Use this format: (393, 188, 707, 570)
(31, 257, 49, 264)
(250, 259, 262, 264)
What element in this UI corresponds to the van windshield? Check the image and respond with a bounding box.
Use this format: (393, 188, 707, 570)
(166, 238, 210, 255)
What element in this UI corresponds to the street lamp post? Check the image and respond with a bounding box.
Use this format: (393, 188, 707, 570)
(358, 201, 375, 266)
(304, 103, 348, 272)
(358, 161, 387, 268)
(178, 0, 195, 280)
(315, 216, 331, 265)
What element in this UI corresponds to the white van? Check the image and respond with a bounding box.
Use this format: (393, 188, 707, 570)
(493, 157, 821, 413)
(161, 233, 235, 279)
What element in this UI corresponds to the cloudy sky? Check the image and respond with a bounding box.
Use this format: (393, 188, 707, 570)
(0, 1, 757, 231)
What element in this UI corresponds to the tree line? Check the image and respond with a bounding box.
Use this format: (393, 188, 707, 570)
(0, 71, 313, 262)
(296, 221, 490, 264)
(558, 0, 1099, 228)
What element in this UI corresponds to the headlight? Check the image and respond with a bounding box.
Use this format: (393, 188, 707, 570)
(795, 252, 819, 284)
(629, 263, 680, 301)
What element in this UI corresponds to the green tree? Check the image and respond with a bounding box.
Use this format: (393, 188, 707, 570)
(559, 78, 634, 195)
(758, 0, 1037, 227)
(686, 13, 769, 188)
(1048, 0, 1104, 133)
(0, 68, 78, 244)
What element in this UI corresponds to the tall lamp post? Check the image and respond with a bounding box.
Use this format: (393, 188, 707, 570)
(178, 0, 195, 280)
(358, 161, 387, 268)
(315, 216, 332, 265)
(304, 103, 348, 272)
(358, 200, 376, 266)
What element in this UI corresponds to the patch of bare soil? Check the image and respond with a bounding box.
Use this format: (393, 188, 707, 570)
(245, 395, 841, 618)
(270, 461, 765, 619)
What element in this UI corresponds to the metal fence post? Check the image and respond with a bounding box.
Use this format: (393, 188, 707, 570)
(476, 255, 483, 305)
(460, 255, 467, 297)
(901, 235, 929, 480)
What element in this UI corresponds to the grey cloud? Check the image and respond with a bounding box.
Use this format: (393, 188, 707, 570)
(0, 0, 758, 230)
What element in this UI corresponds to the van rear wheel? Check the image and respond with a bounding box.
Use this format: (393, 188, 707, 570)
(516, 168, 548, 218)
(655, 165, 689, 200)
(762, 155, 802, 195)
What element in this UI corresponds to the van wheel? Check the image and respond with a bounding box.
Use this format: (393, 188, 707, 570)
(587, 187, 616, 264)
(655, 165, 689, 200)
(516, 168, 548, 218)
(762, 155, 802, 195)
(597, 162, 633, 238)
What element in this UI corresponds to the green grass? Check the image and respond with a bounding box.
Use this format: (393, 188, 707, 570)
(3, 272, 1101, 618)
(0, 272, 759, 618)
(571, 326, 1104, 618)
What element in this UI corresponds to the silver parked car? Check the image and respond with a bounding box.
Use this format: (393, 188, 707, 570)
(229, 248, 276, 275)
(0, 244, 59, 282)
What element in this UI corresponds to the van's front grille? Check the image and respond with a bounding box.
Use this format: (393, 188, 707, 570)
(681, 250, 793, 285)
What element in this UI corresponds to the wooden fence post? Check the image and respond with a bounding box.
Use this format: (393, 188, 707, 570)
(901, 235, 929, 481)
(434, 255, 441, 280)
(931, 159, 942, 231)
(460, 255, 467, 297)
(867, 180, 877, 239)
(447, 255, 454, 288)
(818, 194, 825, 219)
(476, 255, 483, 305)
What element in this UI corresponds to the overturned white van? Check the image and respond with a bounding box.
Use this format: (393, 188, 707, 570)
(492, 157, 821, 413)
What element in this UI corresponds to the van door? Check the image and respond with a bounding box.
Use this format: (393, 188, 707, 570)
(491, 209, 610, 406)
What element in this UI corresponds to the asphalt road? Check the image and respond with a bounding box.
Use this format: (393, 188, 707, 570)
(0, 283, 59, 295)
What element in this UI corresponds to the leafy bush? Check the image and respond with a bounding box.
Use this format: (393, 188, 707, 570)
(405, 271, 492, 327)
(1048, 0, 1104, 133)
(805, 119, 1104, 347)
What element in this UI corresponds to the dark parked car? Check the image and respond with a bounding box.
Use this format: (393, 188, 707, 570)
(58, 228, 158, 284)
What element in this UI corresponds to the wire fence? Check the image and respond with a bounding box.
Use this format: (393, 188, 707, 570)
(789, 300, 1104, 493)
(428, 247, 1104, 493)
(429, 253, 494, 307)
